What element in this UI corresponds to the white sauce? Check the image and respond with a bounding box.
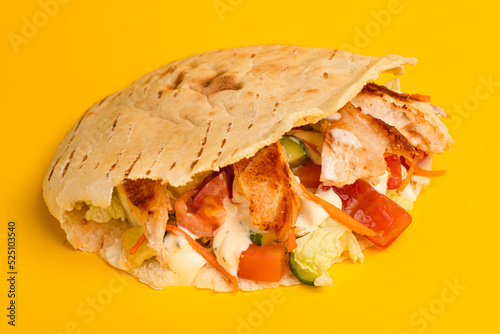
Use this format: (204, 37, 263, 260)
(164, 233, 207, 285)
(326, 112, 342, 121)
(327, 129, 362, 148)
(363, 170, 390, 195)
(103, 238, 129, 270)
(399, 165, 417, 202)
(213, 199, 252, 276)
(295, 187, 343, 237)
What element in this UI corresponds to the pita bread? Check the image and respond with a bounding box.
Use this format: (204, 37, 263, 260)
(43, 45, 416, 291)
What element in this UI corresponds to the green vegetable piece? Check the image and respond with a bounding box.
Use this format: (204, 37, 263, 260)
(290, 218, 364, 286)
(280, 135, 309, 167)
(85, 191, 126, 223)
(289, 252, 317, 285)
(250, 232, 263, 246)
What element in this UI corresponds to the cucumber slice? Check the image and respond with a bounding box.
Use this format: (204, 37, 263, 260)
(289, 252, 319, 285)
(280, 135, 309, 167)
(250, 232, 263, 246)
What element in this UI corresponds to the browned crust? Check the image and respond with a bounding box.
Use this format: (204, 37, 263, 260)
(363, 82, 431, 103)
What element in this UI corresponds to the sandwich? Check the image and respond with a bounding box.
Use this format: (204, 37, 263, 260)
(42, 45, 453, 292)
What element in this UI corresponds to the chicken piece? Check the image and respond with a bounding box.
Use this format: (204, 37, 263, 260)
(117, 179, 172, 266)
(351, 83, 453, 154)
(321, 103, 392, 187)
(233, 143, 301, 251)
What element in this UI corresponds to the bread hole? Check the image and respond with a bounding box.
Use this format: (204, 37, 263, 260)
(169, 161, 176, 170)
(273, 102, 280, 112)
(220, 138, 227, 148)
(328, 50, 338, 60)
(256, 93, 260, 100)
(247, 123, 253, 129)
(323, 72, 329, 79)
(173, 90, 180, 98)
(250, 53, 256, 58)
(112, 116, 119, 129)
(94, 161, 100, 169)
(143, 86, 148, 95)
(157, 90, 164, 98)
(145, 170, 151, 176)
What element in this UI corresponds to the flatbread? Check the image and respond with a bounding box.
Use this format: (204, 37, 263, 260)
(42, 45, 416, 291)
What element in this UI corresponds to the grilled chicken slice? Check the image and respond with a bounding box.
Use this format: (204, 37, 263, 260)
(233, 142, 301, 251)
(351, 83, 453, 154)
(321, 103, 392, 187)
(117, 179, 172, 266)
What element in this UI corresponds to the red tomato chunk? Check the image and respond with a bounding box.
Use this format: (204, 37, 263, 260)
(238, 244, 288, 282)
(331, 180, 412, 248)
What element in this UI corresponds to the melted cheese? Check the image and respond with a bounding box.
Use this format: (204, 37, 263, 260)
(295, 187, 343, 237)
(164, 233, 207, 286)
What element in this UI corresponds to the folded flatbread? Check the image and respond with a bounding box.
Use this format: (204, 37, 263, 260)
(43, 45, 452, 291)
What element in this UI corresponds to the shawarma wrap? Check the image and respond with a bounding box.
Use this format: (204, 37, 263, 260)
(43, 45, 453, 292)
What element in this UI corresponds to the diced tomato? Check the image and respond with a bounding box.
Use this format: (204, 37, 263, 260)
(192, 172, 231, 210)
(385, 154, 402, 190)
(297, 163, 322, 188)
(176, 171, 232, 237)
(331, 180, 412, 248)
(238, 244, 288, 282)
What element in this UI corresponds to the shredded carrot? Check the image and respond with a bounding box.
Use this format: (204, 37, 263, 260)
(399, 153, 423, 192)
(165, 224, 239, 292)
(129, 233, 146, 254)
(414, 165, 446, 177)
(298, 183, 377, 237)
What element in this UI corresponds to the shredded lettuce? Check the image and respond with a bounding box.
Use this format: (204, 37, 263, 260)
(85, 192, 126, 223)
(291, 218, 364, 286)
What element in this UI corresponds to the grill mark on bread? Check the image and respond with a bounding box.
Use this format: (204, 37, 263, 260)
(109, 153, 123, 172)
(191, 120, 213, 170)
(124, 152, 143, 177)
(47, 156, 62, 182)
(146, 144, 166, 175)
(61, 149, 76, 178)
(78, 155, 88, 169)
(63, 116, 84, 154)
(211, 121, 232, 167)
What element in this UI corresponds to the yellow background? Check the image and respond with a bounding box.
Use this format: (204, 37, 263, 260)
(1, 0, 499, 333)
